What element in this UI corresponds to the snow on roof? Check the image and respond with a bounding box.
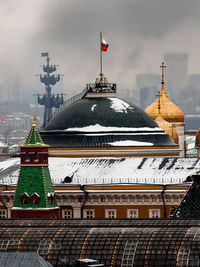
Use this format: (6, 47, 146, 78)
(91, 104, 96, 111)
(109, 98, 135, 113)
(64, 123, 161, 132)
(31, 192, 40, 197)
(0, 157, 199, 186)
(108, 140, 153, 146)
(0, 141, 7, 148)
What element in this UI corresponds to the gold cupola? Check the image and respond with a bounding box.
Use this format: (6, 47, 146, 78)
(154, 91, 179, 144)
(145, 62, 184, 123)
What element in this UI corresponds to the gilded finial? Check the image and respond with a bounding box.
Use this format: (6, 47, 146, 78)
(156, 91, 161, 113)
(160, 62, 166, 84)
(32, 114, 37, 127)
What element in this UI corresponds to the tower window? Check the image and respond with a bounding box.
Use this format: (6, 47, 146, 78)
(34, 152, 38, 161)
(25, 152, 30, 161)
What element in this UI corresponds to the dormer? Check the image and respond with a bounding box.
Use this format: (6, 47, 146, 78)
(48, 192, 55, 204)
(21, 193, 29, 205)
(31, 193, 40, 205)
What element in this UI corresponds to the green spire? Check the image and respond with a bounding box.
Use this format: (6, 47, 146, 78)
(24, 117, 46, 146)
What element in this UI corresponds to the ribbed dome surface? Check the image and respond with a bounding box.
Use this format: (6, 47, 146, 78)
(155, 114, 179, 144)
(45, 97, 158, 131)
(145, 84, 184, 123)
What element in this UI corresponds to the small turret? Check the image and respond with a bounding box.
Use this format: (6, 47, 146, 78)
(10, 117, 61, 218)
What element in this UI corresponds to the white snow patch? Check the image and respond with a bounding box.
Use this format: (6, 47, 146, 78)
(109, 98, 135, 113)
(108, 140, 154, 146)
(91, 104, 96, 111)
(65, 124, 161, 132)
(32, 192, 40, 197)
(47, 192, 54, 197)
(0, 141, 7, 147)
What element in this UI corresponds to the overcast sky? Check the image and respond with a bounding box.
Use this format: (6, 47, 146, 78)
(1, 0, 200, 100)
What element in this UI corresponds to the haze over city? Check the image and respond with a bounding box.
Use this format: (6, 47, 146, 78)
(1, 0, 200, 101)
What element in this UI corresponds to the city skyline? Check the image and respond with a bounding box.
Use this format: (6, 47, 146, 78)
(1, 0, 200, 101)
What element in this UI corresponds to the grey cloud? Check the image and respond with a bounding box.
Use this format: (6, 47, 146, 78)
(1, 0, 200, 101)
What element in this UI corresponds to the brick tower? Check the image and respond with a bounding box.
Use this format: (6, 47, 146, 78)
(10, 117, 60, 218)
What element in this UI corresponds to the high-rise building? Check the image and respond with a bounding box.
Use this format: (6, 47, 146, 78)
(164, 53, 188, 98)
(189, 74, 200, 90)
(136, 73, 160, 109)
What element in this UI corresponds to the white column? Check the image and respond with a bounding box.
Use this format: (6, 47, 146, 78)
(73, 207, 81, 218)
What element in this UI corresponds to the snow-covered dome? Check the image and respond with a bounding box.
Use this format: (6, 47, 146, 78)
(45, 97, 159, 131)
(41, 93, 176, 149)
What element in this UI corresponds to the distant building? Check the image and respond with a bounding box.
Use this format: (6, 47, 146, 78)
(136, 73, 159, 109)
(164, 52, 188, 98)
(139, 86, 157, 110)
(189, 74, 200, 89)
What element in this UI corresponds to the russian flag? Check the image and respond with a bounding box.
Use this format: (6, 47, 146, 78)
(101, 39, 109, 52)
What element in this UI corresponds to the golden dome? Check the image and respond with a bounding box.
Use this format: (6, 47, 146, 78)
(145, 62, 184, 123)
(155, 112, 179, 144)
(154, 90, 179, 144)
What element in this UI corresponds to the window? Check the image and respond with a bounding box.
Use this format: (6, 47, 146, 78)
(25, 151, 30, 161)
(0, 210, 6, 218)
(63, 209, 72, 219)
(31, 193, 40, 205)
(84, 209, 94, 219)
(149, 209, 160, 218)
(34, 152, 38, 161)
(105, 209, 116, 219)
(21, 193, 29, 205)
(127, 209, 139, 218)
(48, 193, 55, 204)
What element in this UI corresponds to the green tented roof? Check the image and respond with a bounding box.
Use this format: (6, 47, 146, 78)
(13, 167, 57, 209)
(24, 125, 47, 146)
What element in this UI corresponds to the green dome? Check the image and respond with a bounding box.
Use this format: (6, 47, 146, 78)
(45, 97, 158, 131)
(40, 96, 176, 148)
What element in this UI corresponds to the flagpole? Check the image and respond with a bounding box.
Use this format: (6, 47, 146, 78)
(100, 31, 103, 83)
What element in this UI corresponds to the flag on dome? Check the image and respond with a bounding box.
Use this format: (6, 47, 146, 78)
(101, 39, 109, 52)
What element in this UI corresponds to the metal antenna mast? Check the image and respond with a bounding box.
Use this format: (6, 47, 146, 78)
(37, 52, 64, 129)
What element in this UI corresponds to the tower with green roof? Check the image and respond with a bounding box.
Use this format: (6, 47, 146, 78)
(11, 117, 60, 218)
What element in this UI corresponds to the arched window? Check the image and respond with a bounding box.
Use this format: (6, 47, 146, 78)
(25, 151, 30, 161)
(34, 152, 38, 161)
